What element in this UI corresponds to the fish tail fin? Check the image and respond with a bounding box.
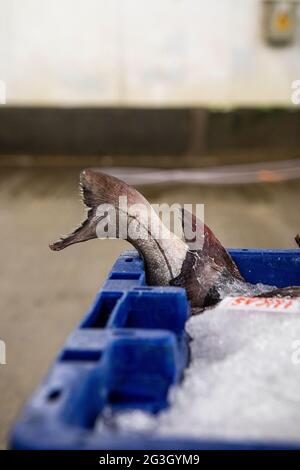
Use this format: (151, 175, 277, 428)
(79, 169, 133, 208)
(49, 168, 149, 251)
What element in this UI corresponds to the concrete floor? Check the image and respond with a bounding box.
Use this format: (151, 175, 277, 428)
(0, 167, 299, 449)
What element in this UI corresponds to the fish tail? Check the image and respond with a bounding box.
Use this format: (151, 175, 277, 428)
(50, 169, 188, 285)
(50, 168, 147, 251)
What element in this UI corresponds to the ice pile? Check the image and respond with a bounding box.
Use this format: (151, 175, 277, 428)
(98, 300, 300, 444)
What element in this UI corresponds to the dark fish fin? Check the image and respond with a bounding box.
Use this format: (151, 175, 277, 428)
(80, 168, 146, 209)
(257, 286, 300, 298)
(49, 208, 96, 251)
(50, 168, 148, 252)
(49, 169, 106, 251)
(181, 208, 244, 281)
(296, 234, 300, 248)
(80, 169, 119, 209)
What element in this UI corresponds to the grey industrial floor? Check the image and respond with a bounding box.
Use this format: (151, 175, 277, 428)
(0, 167, 299, 449)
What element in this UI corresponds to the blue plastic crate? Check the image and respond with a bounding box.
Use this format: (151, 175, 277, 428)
(10, 249, 300, 450)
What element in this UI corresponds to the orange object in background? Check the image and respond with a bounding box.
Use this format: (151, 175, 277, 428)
(258, 169, 283, 182)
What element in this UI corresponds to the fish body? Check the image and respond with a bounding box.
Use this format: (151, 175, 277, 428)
(50, 169, 300, 310)
(50, 169, 188, 286)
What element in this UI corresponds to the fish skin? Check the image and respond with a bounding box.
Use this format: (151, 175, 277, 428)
(181, 209, 244, 281)
(256, 286, 300, 298)
(170, 250, 231, 308)
(50, 168, 188, 286)
(50, 169, 300, 310)
(177, 211, 300, 306)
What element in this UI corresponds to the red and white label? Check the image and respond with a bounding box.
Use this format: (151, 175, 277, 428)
(217, 296, 300, 313)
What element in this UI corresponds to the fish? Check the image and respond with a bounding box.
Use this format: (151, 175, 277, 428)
(50, 169, 300, 311)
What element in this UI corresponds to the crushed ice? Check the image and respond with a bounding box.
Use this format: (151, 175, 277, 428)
(96, 304, 300, 443)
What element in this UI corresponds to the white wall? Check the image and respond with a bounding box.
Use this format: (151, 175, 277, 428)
(0, 0, 299, 107)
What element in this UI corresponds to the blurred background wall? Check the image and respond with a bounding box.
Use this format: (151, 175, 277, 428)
(1, 0, 300, 107)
